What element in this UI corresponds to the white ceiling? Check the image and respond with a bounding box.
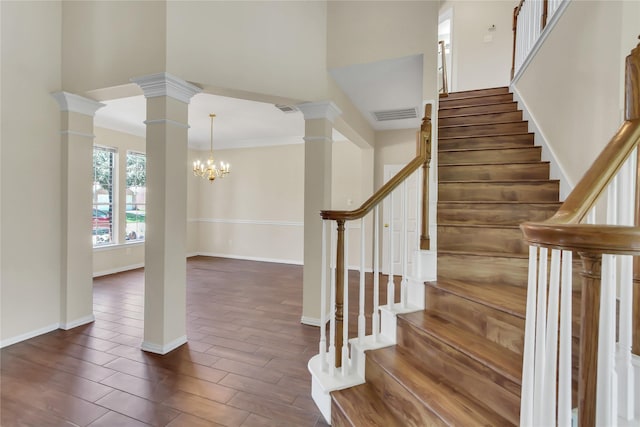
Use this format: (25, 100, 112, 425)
(94, 55, 424, 149)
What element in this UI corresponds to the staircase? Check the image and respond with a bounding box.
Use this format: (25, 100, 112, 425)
(331, 87, 563, 425)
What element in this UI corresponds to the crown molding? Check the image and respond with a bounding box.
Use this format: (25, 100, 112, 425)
(51, 92, 105, 116)
(296, 101, 342, 123)
(131, 72, 202, 103)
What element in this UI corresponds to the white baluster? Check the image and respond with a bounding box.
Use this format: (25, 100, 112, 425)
(387, 192, 395, 310)
(342, 225, 349, 377)
(520, 245, 539, 427)
(373, 206, 380, 341)
(597, 254, 617, 426)
(329, 222, 336, 377)
(533, 247, 548, 424)
(541, 249, 561, 426)
(358, 217, 365, 344)
(558, 250, 573, 426)
(401, 180, 408, 309)
(320, 220, 327, 372)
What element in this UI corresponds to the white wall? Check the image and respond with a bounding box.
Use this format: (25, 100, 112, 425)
(1, 1, 63, 345)
(512, 0, 635, 187)
(441, 0, 515, 91)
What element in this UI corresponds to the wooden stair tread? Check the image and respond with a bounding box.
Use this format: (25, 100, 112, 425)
(439, 146, 538, 153)
(332, 384, 404, 426)
(438, 223, 521, 229)
(440, 178, 559, 184)
(399, 311, 523, 384)
(368, 346, 515, 426)
(440, 160, 549, 167)
(439, 132, 532, 141)
(428, 278, 527, 318)
(439, 101, 517, 112)
(438, 200, 561, 205)
(439, 120, 527, 129)
(439, 86, 510, 100)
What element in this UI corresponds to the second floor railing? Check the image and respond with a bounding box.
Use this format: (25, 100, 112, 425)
(438, 40, 449, 97)
(519, 39, 640, 427)
(512, 0, 566, 79)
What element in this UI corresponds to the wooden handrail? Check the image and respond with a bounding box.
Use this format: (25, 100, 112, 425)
(321, 104, 432, 221)
(520, 38, 640, 427)
(511, 0, 525, 80)
(439, 40, 448, 97)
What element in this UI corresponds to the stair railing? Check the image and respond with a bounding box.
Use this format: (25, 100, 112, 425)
(511, 0, 567, 79)
(438, 40, 449, 97)
(519, 41, 640, 427)
(308, 105, 432, 423)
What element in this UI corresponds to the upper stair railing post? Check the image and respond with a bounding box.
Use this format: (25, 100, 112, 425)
(438, 41, 448, 97)
(420, 104, 433, 250)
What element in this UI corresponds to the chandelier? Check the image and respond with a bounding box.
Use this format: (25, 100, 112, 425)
(193, 113, 230, 182)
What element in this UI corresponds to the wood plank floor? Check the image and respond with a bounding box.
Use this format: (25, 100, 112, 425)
(0, 256, 331, 427)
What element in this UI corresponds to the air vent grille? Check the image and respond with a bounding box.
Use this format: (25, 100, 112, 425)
(372, 107, 418, 122)
(275, 104, 298, 113)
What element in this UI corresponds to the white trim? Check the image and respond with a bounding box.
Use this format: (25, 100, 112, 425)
(51, 91, 105, 116)
(141, 335, 187, 355)
(196, 252, 302, 265)
(301, 316, 322, 326)
(297, 101, 342, 123)
(303, 136, 332, 144)
(190, 218, 303, 227)
(511, 85, 573, 200)
(61, 130, 96, 139)
(131, 72, 202, 103)
(60, 314, 95, 330)
(93, 241, 144, 252)
(0, 322, 60, 349)
(143, 118, 190, 129)
(93, 263, 145, 278)
(511, 0, 571, 84)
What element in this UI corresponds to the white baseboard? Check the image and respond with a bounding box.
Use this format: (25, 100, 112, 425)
(60, 314, 95, 330)
(301, 316, 322, 327)
(141, 335, 187, 355)
(93, 263, 144, 278)
(0, 322, 60, 349)
(196, 252, 302, 266)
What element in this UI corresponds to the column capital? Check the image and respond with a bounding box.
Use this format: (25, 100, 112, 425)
(51, 92, 105, 116)
(297, 101, 342, 123)
(131, 72, 202, 103)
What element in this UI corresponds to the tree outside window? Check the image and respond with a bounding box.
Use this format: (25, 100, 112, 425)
(126, 151, 146, 241)
(93, 147, 115, 246)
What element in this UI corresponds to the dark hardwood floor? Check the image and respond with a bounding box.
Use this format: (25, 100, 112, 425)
(1, 256, 331, 426)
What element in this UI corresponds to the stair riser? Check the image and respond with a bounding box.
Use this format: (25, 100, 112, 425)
(397, 317, 521, 424)
(424, 286, 525, 355)
(439, 181, 559, 202)
(439, 163, 549, 181)
(438, 253, 529, 287)
(439, 102, 518, 118)
(439, 111, 523, 127)
(439, 122, 529, 138)
(365, 357, 447, 427)
(439, 93, 514, 108)
(439, 147, 541, 165)
(441, 87, 510, 100)
(437, 202, 560, 225)
(439, 134, 534, 150)
(437, 226, 528, 255)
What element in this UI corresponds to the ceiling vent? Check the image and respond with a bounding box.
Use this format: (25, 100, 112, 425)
(372, 107, 418, 122)
(275, 104, 298, 113)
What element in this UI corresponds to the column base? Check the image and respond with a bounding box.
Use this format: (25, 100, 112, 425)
(141, 335, 187, 355)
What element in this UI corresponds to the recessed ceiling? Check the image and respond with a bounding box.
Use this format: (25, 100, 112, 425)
(94, 93, 310, 151)
(329, 55, 424, 131)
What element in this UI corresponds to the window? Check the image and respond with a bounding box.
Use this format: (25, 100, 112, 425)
(125, 151, 146, 241)
(93, 147, 116, 246)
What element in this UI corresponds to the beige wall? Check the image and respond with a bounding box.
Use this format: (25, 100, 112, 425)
(327, 1, 440, 100)
(62, 1, 166, 95)
(441, 0, 514, 91)
(1, 1, 63, 344)
(513, 0, 634, 187)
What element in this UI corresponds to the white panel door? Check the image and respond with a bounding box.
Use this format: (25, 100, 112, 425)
(381, 165, 420, 276)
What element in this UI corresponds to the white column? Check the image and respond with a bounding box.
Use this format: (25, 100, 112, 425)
(297, 101, 341, 326)
(52, 92, 104, 330)
(131, 72, 201, 354)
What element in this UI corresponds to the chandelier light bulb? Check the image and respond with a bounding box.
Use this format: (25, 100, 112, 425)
(192, 113, 231, 183)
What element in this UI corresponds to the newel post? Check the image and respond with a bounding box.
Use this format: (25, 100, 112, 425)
(420, 104, 432, 251)
(334, 219, 346, 368)
(628, 38, 640, 355)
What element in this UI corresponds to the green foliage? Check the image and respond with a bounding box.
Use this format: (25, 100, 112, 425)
(93, 148, 114, 188)
(127, 152, 146, 188)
